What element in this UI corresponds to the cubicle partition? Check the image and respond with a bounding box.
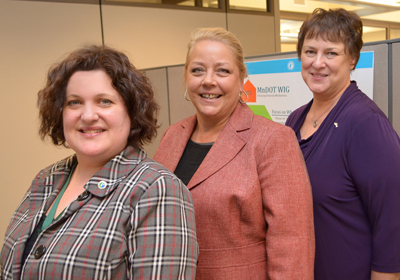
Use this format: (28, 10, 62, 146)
(393, 41, 400, 134)
(143, 39, 400, 158)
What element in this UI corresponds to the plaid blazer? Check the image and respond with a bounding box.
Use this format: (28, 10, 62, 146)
(0, 146, 198, 280)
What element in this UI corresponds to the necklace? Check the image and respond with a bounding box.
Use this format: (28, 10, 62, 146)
(312, 95, 341, 128)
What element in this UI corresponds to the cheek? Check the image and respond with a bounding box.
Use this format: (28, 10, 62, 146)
(63, 107, 80, 121)
(116, 112, 131, 133)
(62, 111, 72, 129)
(301, 57, 311, 69)
(186, 77, 198, 91)
(301, 67, 308, 81)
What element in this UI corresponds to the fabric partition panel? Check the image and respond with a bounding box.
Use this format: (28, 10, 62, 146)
(143, 68, 169, 158)
(392, 42, 400, 134)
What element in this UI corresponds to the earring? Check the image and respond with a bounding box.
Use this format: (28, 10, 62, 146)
(239, 90, 248, 104)
(184, 90, 191, 101)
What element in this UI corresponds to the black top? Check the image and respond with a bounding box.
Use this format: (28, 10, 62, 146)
(174, 139, 213, 185)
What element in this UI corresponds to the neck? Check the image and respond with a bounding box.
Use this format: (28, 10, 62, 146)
(310, 92, 342, 128)
(74, 162, 102, 182)
(192, 115, 229, 143)
(74, 155, 109, 181)
(313, 92, 341, 107)
(313, 80, 351, 106)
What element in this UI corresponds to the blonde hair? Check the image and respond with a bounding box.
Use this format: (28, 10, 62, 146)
(183, 28, 247, 84)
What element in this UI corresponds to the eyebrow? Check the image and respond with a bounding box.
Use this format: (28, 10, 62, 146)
(190, 61, 231, 66)
(303, 45, 342, 51)
(65, 93, 116, 98)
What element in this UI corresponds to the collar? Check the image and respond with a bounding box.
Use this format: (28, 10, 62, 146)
(180, 103, 253, 133)
(39, 146, 146, 198)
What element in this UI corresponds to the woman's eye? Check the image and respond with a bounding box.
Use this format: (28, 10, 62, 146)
(191, 68, 203, 74)
(219, 68, 230, 74)
(67, 100, 80, 106)
(305, 50, 315, 55)
(99, 99, 112, 105)
(326, 52, 338, 58)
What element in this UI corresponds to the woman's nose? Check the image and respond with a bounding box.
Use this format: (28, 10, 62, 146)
(80, 104, 99, 122)
(202, 72, 216, 86)
(312, 54, 326, 69)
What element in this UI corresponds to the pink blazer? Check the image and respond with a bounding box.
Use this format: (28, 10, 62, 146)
(154, 103, 315, 279)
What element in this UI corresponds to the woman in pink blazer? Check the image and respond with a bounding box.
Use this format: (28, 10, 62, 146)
(154, 28, 315, 280)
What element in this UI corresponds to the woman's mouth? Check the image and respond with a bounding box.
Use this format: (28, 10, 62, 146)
(311, 73, 327, 78)
(201, 94, 221, 99)
(80, 129, 104, 133)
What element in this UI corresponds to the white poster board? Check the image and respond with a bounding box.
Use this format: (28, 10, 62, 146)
(244, 52, 374, 124)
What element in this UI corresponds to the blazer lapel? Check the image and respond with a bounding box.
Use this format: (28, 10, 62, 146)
(187, 104, 252, 190)
(167, 115, 197, 172)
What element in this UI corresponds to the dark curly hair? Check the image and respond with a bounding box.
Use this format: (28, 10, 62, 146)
(38, 45, 159, 149)
(297, 8, 363, 70)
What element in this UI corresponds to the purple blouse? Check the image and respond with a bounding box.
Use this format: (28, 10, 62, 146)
(286, 82, 400, 279)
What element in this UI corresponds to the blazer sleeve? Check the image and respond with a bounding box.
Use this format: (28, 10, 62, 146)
(128, 173, 198, 279)
(259, 126, 315, 280)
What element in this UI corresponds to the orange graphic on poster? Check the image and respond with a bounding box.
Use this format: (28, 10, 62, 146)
(243, 80, 257, 103)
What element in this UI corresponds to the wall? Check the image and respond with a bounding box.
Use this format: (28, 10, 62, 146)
(393, 42, 400, 133)
(0, 0, 279, 243)
(0, 0, 102, 243)
(145, 40, 400, 160)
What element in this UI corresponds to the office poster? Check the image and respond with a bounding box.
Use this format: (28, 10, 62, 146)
(244, 52, 374, 124)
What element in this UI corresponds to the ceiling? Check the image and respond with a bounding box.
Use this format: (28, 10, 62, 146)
(280, 0, 400, 23)
(280, 0, 400, 43)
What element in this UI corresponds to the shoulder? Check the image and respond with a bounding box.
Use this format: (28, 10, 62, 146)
(122, 157, 193, 210)
(286, 103, 309, 128)
(229, 106, 297, 149)
(139, 157, 181, 180)
(124, 156, 187, 191)
(163, 115, 196, 136)
(33, 155, 76, 182)
(251, 113, 296, 140)
(228, 103, 296, 140)
(341, 91, 390, 131)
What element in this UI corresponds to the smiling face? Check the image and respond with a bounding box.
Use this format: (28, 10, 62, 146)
(63, 70, 131, 165)
(301, 36, 356, 100)
(186, 40, 243, 126)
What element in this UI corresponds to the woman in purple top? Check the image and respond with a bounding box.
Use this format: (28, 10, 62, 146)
(286, 8, 400, 280)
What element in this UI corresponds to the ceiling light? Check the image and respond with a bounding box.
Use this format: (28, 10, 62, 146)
(357, 0, 400, 7)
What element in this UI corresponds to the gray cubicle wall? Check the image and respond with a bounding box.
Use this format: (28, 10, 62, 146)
(393, 41, 400, 134)
(143, 39, 400, 158)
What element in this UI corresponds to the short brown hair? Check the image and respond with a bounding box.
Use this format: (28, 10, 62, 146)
(38, 45, 159, 149)
(297, 8, 363, 69)
(183, 27, 247, 83)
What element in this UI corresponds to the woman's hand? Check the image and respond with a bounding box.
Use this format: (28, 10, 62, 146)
(371, 270, 400, 280)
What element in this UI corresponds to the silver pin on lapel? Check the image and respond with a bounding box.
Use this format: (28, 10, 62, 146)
(334, 122, 338, 128)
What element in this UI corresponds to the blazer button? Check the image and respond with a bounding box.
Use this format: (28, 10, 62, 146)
(34, 245, 46, 259)
(77, 190, 89, 201)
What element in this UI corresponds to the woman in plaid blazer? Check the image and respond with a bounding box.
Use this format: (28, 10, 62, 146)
(0, 45, 198, 280)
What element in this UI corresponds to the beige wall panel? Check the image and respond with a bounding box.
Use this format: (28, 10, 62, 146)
(0, 0, 102, 241)
(167, 66, 196, 126)
(362, 44, 389, 116)
(227, 13, 277, 57)
(392, 43, 400, 134)
(101, 6, 226, 69)
(274, 0, 281, 52)
(143, 68, 169, 158)
(363, 30, 387, 43)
